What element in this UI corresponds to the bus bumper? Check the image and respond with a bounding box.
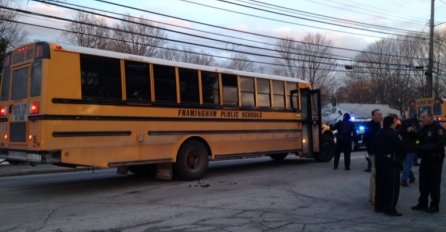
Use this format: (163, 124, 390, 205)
(0, 149, 61, 164)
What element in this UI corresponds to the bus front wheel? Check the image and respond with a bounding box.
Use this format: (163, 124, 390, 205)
(174, 140, 209, 180)
(314, 133, 335, 162)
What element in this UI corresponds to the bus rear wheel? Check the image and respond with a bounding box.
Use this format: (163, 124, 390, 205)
(269, 153, 288, 161)
(174, 140, 209, 180)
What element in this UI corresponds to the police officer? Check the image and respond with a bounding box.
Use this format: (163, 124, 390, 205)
(331, 113, 357, 170)
(411, 111, 445, 213)
(374, 115, 405, 216)
(364, 109, 383, 204)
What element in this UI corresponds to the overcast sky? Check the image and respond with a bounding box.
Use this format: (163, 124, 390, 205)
(13, 0, 446, 63)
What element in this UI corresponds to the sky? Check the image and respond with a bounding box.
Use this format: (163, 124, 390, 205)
(10, 0, 446, 65)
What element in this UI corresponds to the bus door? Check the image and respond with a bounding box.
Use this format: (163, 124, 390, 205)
(298, 89, 321, 157)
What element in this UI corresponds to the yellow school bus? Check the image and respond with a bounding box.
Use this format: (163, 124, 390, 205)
(0, 42, 334, 180)
(412, 98, 446, 121)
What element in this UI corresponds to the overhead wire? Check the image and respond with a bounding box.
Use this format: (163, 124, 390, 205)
(244, 0, 425, 34)
(85, 0, 429, 61)
(181, 0, 428, 40)
(7, 9, 431, 74)
(26, 1, 430, 68)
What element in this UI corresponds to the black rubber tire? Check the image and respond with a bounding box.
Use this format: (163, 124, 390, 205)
(314, 133, 335, 162)
(269, 153, 288, 161)
(174, 140, 209, 180)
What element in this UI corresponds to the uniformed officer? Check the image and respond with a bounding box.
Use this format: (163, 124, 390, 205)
(330, 113, 357, 170)
(374, 115, 405, 216)
(411, 111, 445, 213)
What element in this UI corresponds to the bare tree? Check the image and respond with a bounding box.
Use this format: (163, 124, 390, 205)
(275, 33, 338, 91)
(225, 54, 253, 71)
(62, 12, 111, 49)
(157, 45, 180, 61)
(0, 0, 27, 68)
(179, 47, 215, 65)
(112, 15, 165, 57)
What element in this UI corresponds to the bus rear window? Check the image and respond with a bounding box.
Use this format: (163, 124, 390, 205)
(1, 69, 11, 100)
(81, 55, 122, 101)
(31, 60, 42, 97)
(11, 67, 29, 100)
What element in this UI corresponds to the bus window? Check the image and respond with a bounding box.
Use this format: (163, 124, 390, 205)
(240, 76, 255, 107)
(272, 80, 285, 108)
(153, 64, 176, 104)
(11, 67, 29, 100)
(222, 74, 238, 106)
(125, 61, 150, 103)
(31, 60, 42, 97)
(202, 71, 219, 105)
(1, 69, 10, 101)
(179, 68, 199, 104)
(80, 55, 122, 101)
(257, 79, 271, 107)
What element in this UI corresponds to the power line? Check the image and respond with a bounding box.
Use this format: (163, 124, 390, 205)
(181, 0, 428, 40)
(9, 11, 433, 74)
(35, 0, 355, 61)
(306, 0, 429, 25)
(26, 1, 430, 67)
(244, 0, 425, 34)
(85, 0, 429, 61)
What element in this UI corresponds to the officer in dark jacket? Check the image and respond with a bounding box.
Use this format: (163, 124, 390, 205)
(374, 115, 405, 216)
(411, 111, 445, 213)
(331, 113, 357, 170)
(363, 109, 382, 204)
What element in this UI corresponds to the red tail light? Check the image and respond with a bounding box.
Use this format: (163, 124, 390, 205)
(0, 105, 7, 116)
(30, 101, 40, 114)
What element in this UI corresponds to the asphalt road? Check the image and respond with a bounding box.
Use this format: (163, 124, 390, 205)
(0, 151, 445, 232)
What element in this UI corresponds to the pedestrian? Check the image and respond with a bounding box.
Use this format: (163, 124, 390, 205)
(330, 113, 357, 170)
(411, 111, 445, 213)
(374, 115, 405, 216)
(364, 109, 383, 205)
(399, 116, 418, 187)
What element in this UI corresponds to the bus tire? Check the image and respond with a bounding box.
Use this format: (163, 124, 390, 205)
(269, 153, 287, 161)
(315, 133, 335, 162)
(174, 140, 209, 180)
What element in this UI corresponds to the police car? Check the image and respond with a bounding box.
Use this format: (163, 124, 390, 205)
(351, 118, 369, 151)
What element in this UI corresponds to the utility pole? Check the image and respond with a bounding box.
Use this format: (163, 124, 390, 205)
(426, 0, 435, 97)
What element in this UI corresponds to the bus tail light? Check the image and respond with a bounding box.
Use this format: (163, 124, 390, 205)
(4, 133, 8, 140)
(0, 105, 7, 116)
(30, 102, 40, 114)
(28, 134, 33, 141)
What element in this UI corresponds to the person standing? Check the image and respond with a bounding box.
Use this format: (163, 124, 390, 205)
(399, 116, 418, 187)
(331, 113, 357, 170)
(411, 111, 445, 213)
(374, 115, 405, 216)
(364, 109, 383, 204)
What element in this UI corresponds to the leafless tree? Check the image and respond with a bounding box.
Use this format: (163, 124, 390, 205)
(225, 53, 253, 71)
(62, 12, 111, 49)
(0, 0, 27, 67)
(112, 15, 165, 57)
(157, 45, 180, 61)
(275, 33, 338, 91)
(179, 47, 215, 66)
